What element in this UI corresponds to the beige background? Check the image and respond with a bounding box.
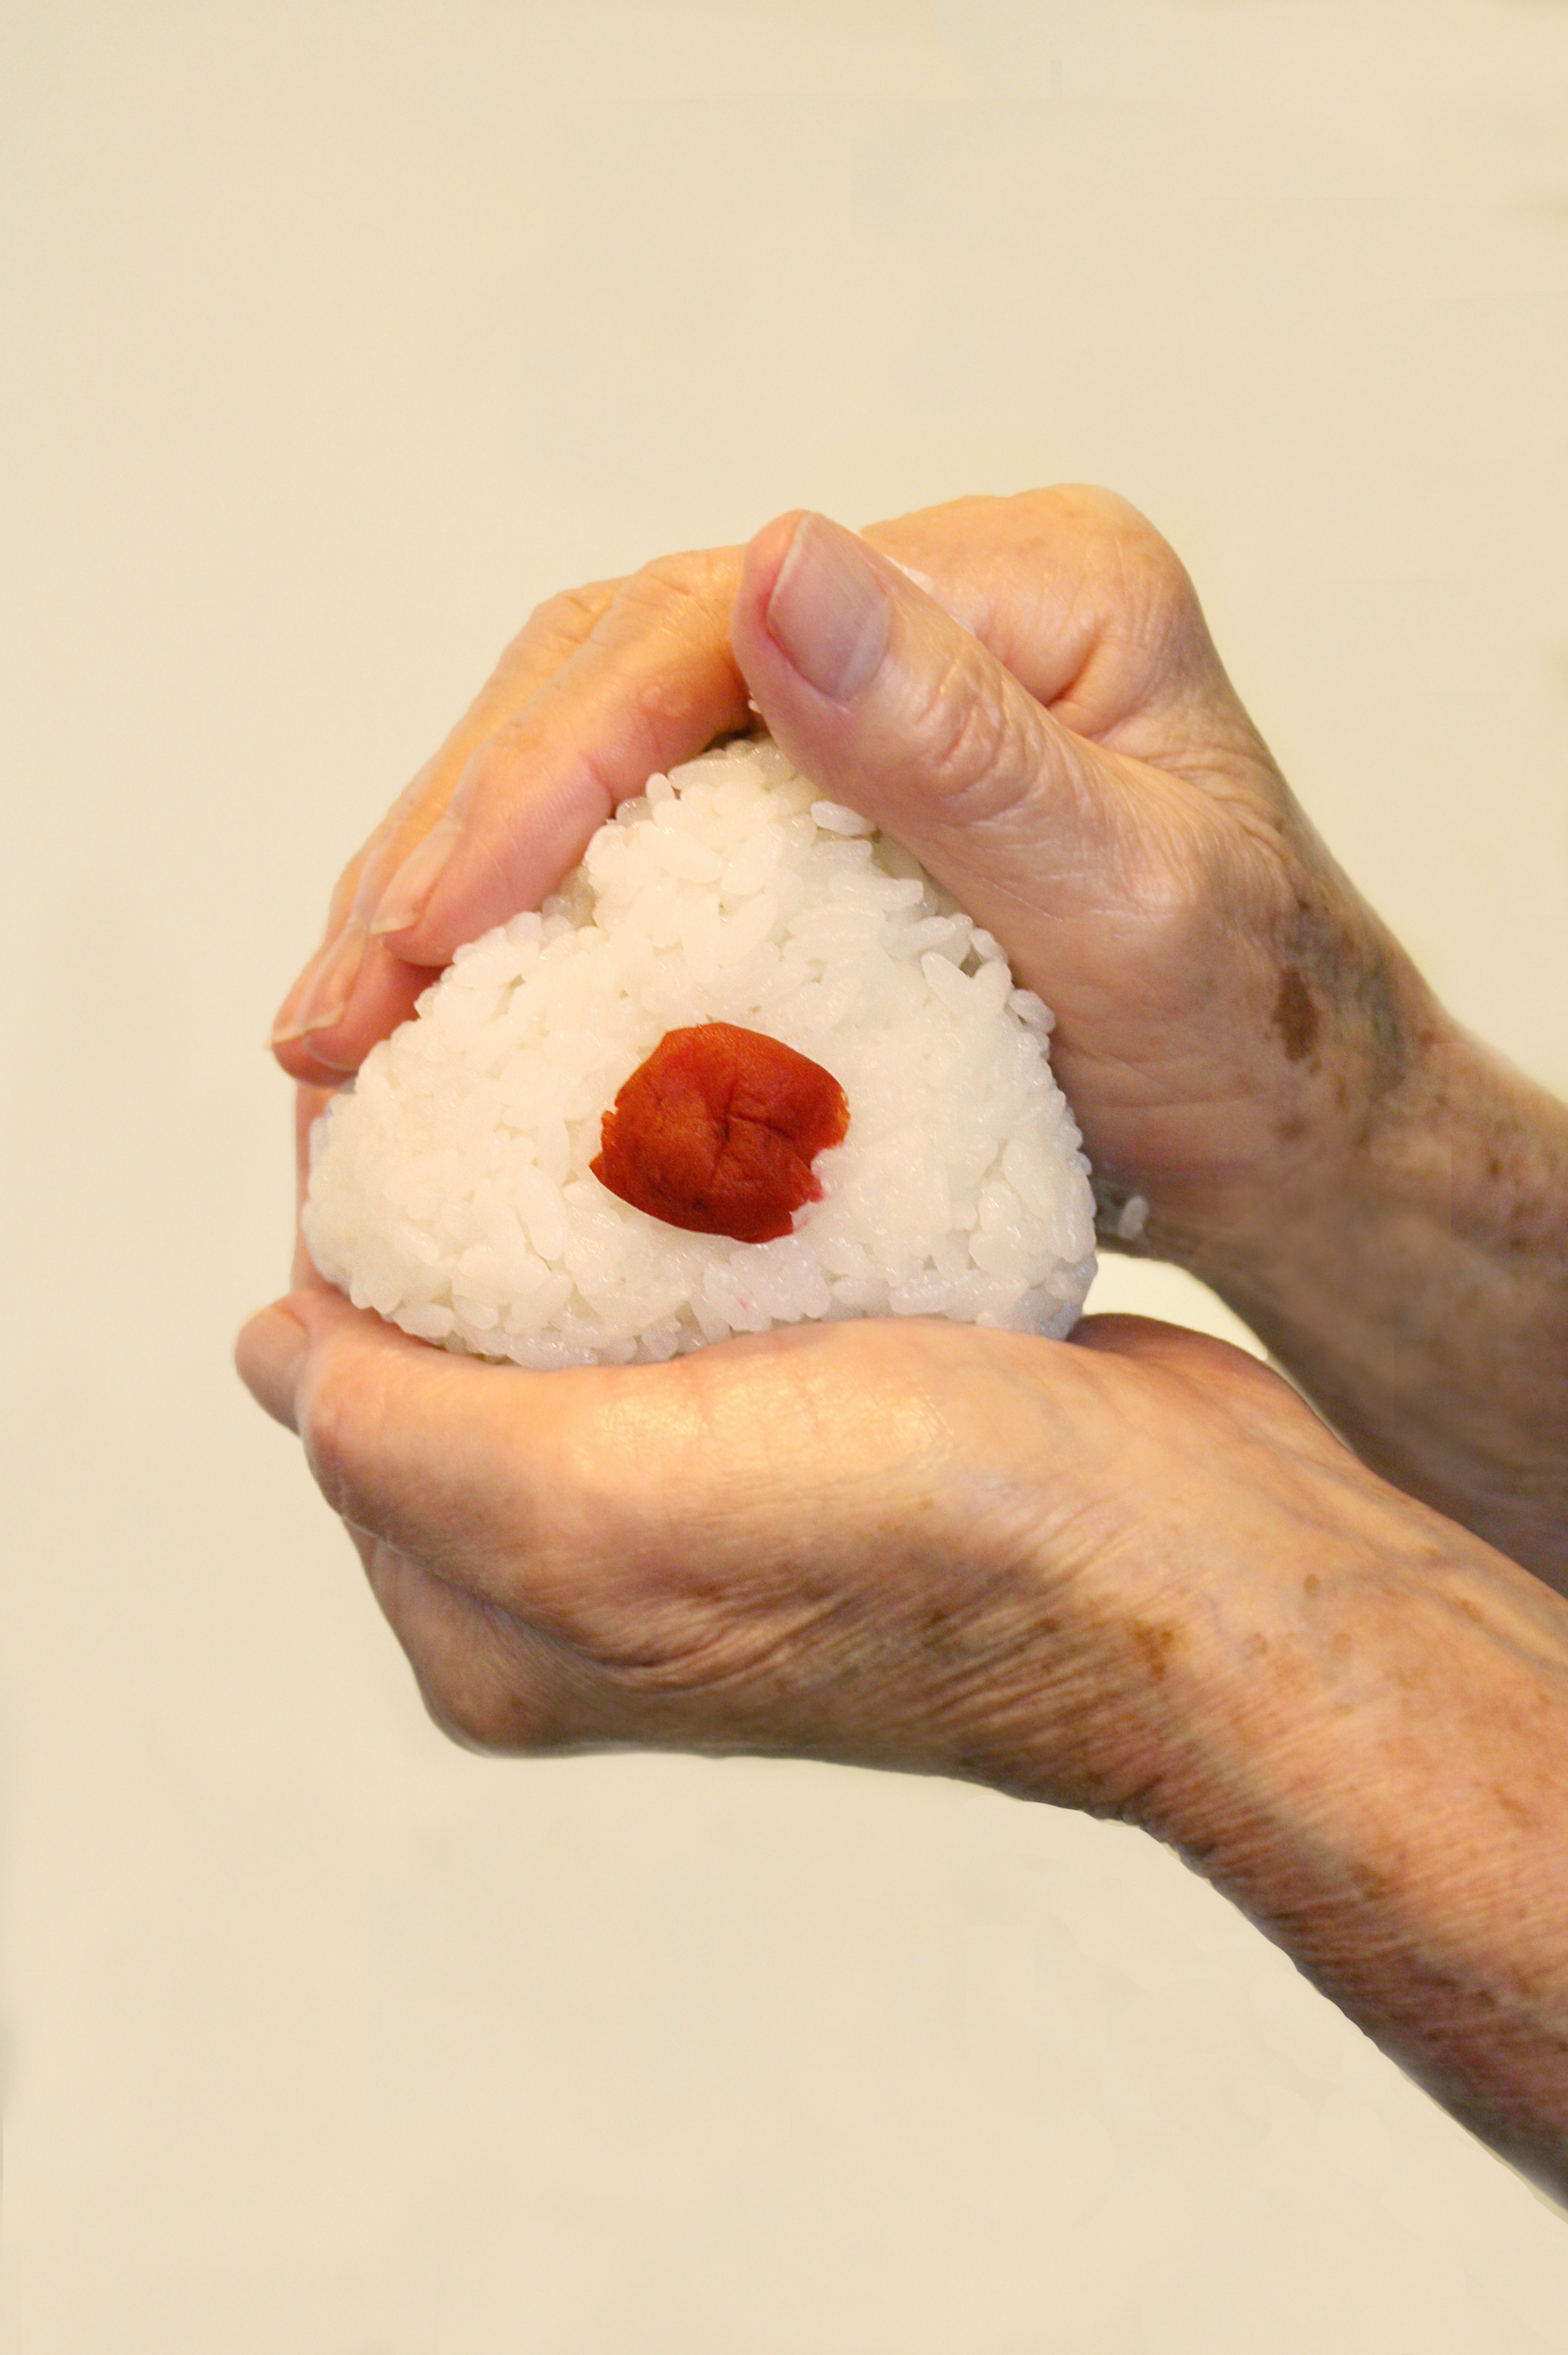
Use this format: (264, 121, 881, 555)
(5, 2, 1568, 2348)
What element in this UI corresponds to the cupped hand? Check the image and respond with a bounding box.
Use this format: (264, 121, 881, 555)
(238, 1188, 1568, 2194)
(270, 489, 1437, 1259)
(234, 1288, 1349, 1795)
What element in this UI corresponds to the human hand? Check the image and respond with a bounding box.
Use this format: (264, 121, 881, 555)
(250, 486, 1568, 2177)
(263, 488, 1568, 1575)
(234, 1283, 1568, 2189)
(269, 490, 1437, 1264)
(232, 1290, 1315, 1787)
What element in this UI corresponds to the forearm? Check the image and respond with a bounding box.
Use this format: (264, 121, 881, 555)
(1102, 1466, 1568, 2194)
(1200, 1014, 1568, 1586)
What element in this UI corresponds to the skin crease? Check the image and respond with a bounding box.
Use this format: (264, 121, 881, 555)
(246, 490, 1568, 2191)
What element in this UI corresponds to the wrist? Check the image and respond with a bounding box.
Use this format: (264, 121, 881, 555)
(1189, 994, 1568, 1575)
(1189, 902, 1451, 1281)
(1083, 863, 1448, 1287)
(1111, 1468, 1568, 2183)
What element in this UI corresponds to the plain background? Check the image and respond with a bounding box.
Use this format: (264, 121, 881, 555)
(4, 1, 1568, 2348)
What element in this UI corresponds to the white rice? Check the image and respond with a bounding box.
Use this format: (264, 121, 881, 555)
(302, 737, 1097, 1367)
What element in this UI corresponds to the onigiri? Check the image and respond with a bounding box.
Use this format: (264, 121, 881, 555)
(302, 736, 1097, 1368)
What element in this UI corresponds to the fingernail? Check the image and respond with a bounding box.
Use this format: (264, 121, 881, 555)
(348, 834, 401, 924)
(269, 963, 316, 1047)
(370, 814, 461, 937)
(270, 919, 368, 1044)
(764, 514, 890, 701)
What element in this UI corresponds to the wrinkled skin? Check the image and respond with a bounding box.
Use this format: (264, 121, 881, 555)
(241, 1282, 1345, 1794)
(272, 492, 1425, 1259)
(243, 492, 1568, 2186)
(261, 483, 1440, 1764)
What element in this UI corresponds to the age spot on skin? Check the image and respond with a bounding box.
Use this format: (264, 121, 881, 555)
(1130, 1620, 1180, 1683)
(1272, 965, 1320, 1063)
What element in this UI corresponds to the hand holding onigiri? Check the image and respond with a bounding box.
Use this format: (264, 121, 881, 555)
(250, 497, 1568, 2187)
(302, 738, 1096, 1368)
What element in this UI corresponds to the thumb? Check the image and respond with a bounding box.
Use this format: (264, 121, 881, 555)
(730, 511, 1171, 967)
(235, 1287, 566, 1587)
(233, 1288, 684, 1638)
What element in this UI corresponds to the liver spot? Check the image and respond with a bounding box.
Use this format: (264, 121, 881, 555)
(1272, 966, 1320, 1062)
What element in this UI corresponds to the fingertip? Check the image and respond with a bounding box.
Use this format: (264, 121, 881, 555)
(365, 810, 464, 942)
(234, 1300, 310, 1429)
(737, 508, 812, 618)
(734, 512, 901, 709)
(270, 1030, 357, 1083)
(268, 941, 434, 1083)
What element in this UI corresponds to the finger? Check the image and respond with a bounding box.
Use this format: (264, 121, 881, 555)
(232, 1288, 953, 1662)
(235, 1286, 794, 1752)
(272, 494, 1248, 1090)
(231, 1286, 644, 1628)
(359, 545, 751, 965)
(861, 487, 1245, 761)
(234, 1297, 310, 1430)
(272, 553, 751, 1081)
(234, 1287, 616, 1747)
(270, 934, 431, 1083)
(270, 578, 624, 1081)
(729, 510, 1203, 996)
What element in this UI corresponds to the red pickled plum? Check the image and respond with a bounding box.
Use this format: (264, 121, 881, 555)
(590, 1022, 849, 1244)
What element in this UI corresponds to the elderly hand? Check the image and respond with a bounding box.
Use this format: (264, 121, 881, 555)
(236, 1293, 1314, 1788)
(236, 1283, 1568, 2191)
(269, 492, 1568, 1576)
(245, 488, 1568, 2181)
(270, 492, 1424, 1262)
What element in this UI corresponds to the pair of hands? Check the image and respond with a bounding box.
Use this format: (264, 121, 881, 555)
(240, 493, 1568, 2183)
(239, 489, 1433, 1796)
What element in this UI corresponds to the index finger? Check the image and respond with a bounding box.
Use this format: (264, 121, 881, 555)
(271, 579, 624, 1078)
(370, 546, 751, 959)
(274, 549, 750, 1084)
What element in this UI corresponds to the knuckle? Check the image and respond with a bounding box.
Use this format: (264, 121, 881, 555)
(1096, 514, 1200, 647)
(615, 545, 739, 631)
(1013, 485, 1195, 612)
(519, 579, 619, 652)
(1119, 534, 1200, 649)
(368, 1540, 579, 1757)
